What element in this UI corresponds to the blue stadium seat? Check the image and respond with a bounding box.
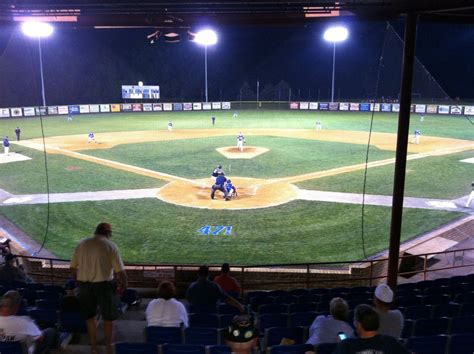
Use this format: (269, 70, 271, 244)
(35, 299, 60, 310)
(27, 308, 59, 329)
(115, 342, 158, 354)
(259, 304, 288, 314)
(219, 314, 235, 329)
(217, 303, 240, 315)
(189, 304, 217, 314)
(315, 301, 330, 313)
(451, 315, 474, 334)
(184, 327, 219, 345)
(431, 278, 449, 287)
(348, 286, 371, 294)
(406, 335, 448, 354)
(449, 333, 474, 354)
(315, 342, 337, 354)
(415, 280, 435, 290)
(146, 326, 182, 345)
(247, 291, 270, 302)
(288, 311, 317, 327)
(59, 311, 87, 333)
(0, 341, 25, 354)
(402, 305, 432, 320)
(421, 294, 450, 305)
(208, 345, 232, 354)
(162, 344, 206, 354)
(287, 289, 309, 297)
(432, 303, 460, 318)
(189, 313, 219, 328)
(400, 319, 414, 339)
(288, 302, 317, 313)
(269, 344, 314, 354)
(17, 288, 37, 306)
(396, 295, 423, 308)
(308, 288, 329, 295)
(274, 295, 299, 305)
(268, 290, 289, 297)
(264, 327, 305, 349)
(460, 303, 474, 316)
(258, 314, 289, 332)
(26, 283, 45, 291)
(413, 317, 450, 336)
(250, 297, 275, 311)
(36, 290, 60, 302)
(297, 295, 317, 304)
(329, 287, 349, 294)
(454, 291, 474, 304)
(43, 284, 66, 295)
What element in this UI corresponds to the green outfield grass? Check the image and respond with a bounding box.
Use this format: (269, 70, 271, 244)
(0, 199, 463, 264)
(0, 110, 472, 265)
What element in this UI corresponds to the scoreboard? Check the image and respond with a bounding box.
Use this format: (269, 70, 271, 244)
(122, 85, 160, 99)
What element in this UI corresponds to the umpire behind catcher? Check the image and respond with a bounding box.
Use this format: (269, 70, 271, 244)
(211, 174, 230, 201)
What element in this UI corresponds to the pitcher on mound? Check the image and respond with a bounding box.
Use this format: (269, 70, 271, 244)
(237, 132, 245, 152)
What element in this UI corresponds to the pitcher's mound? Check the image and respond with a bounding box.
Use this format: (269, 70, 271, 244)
(157, 177, 298, 210)
(216, 146, 269, 159)
(0, 153, 31, 164)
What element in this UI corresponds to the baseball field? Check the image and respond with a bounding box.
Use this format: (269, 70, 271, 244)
(0, 110, 472, 265)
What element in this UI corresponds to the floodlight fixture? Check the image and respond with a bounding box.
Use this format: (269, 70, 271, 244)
(194, 29, 218, 102)
(195, 29, 218, 46)
(323, 26, 349, 102)
(21, 21, 54, 38)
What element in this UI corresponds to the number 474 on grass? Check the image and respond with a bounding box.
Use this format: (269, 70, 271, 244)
(198, 225, 233, 236)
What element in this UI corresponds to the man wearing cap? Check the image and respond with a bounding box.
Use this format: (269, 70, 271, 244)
(0, 254, 28, 283)
(70, 222, 128, 354)
(373, 283, 404, 338)
(225, 314, 258, 354)
(334, 304, 409, 354)
(0, 290, 57, 353)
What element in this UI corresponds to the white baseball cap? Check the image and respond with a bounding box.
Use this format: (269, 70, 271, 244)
(374, 284, 394, 303)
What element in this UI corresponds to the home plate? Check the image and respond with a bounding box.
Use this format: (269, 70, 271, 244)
(0, 153, 32, 164)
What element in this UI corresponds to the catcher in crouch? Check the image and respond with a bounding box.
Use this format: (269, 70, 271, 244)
(225, 179, 238, 199)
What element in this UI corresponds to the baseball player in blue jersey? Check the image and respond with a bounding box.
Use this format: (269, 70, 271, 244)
(237, 132, 245, 152)
(211, 174, 230, 200)
(412, 129, 421, 144)
(225, 179, 238, 198)
(88, 132, 96, 143)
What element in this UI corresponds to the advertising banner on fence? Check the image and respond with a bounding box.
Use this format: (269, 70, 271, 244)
(309, 102, 318, 110)
(111, 104, 121, 112)
(183, 103, 193, 111)
(360, 103, 370, 111)
(0, 108, 10, 118)
(132, 104, 142, 112)
(392, 104, 400, 112)
(222, 102, 231, 109)
(370, 103, 380, 112)
(299, 102, 309, 109)
(289, 102, 299, 109)
(450, 105, 462, 115)
(350, 103, 359, 111)
(212, 102, 221, 109)
(121, 104, 132, 112)
(426, 105, 437, 114)
(11, 108, 22, 117)
(319, 103, 329, 110)
(381, 103, 391, 112)
(89, 105, 100, 113)
(173, 103, 183, 111)
(202, 102, 212, 110)
(415, 104, 426, 113)
(100, 104, 110, 113)
(48, 106, 58, 115)
(143, 103, 153, 112)
(438, 105, 450, 114)
(329, 102, 339, 111)
(464, 106, 474, 115)
(58, 106, 68, 114)
(79, 105, 90, 113)
(193, 103, 202, 110)
(339, 102, 349, 111)
(23, 107, 35, 116)
(68, 106, 79, 114)
(152, 103, 162, 111)
(163, 103, 173, 111)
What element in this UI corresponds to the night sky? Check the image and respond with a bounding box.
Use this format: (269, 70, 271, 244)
(0, 18, 473, 107)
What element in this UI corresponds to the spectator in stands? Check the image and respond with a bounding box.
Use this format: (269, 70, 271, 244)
(373, 283, 404, 338)
(0, 290, 58, 354)
(186, 265, 245, 313)
(0, 253, 28, 283)
(306, 297, 354, 345)
(60, 280, 81, 313)
(146, 281, 188, 328)
(334, 304, 409, 354)
(214, 263, 242, 297)
(70, 222, 128, 354)
(225, 314, 258, 354)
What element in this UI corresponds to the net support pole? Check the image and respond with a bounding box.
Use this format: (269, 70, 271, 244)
(387, 13, 418, 290)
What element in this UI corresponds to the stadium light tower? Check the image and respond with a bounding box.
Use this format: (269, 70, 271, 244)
(195, 29, 218, 103)
(21, 21, 54, 107)
(323, 26, 348, 102)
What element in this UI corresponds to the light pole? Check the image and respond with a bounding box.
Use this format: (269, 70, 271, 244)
(323, 26, 348, 102)
(21, 21, 54, 107)
(195, 29, 217, 103)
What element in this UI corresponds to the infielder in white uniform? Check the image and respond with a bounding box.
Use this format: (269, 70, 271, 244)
(237, 132, 245, 152)
(168, 121, 173, 131)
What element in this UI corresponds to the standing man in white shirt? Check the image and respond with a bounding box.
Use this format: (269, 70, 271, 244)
(70, 222, 128, 354)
